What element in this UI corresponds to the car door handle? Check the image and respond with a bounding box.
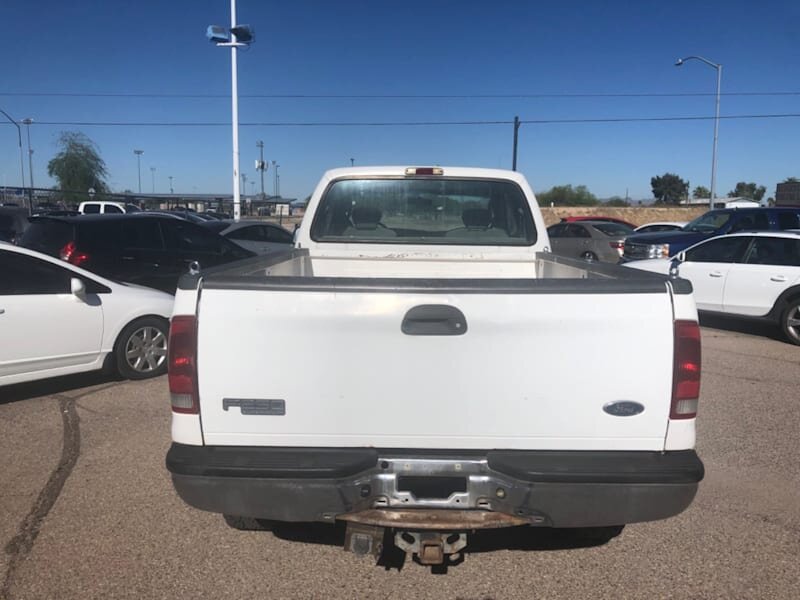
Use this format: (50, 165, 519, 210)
(709, 271, 723, 278)
(770, 275, 787, 282)
(402, 305, 467, 336)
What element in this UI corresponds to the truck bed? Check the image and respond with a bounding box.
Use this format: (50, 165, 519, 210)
(180, 250, 690, 452)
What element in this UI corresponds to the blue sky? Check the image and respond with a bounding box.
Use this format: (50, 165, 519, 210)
(1, 0, 798, 201)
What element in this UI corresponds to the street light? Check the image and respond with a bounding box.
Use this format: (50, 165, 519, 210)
(150, 166, 156, 193)
(675, 55, 722, 210)
(134, 150, 144, 193)
(207, 1, 255, 222)
(169, 175, 174, 194)
(22, 118, 34, 205)
(0, 108, 28, 212)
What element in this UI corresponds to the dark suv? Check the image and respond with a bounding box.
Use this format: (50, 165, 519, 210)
(622, 207, 800, 262)
(19, 214, 255, 293)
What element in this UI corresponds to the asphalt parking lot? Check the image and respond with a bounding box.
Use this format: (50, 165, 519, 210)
(1, 318, 799, 599)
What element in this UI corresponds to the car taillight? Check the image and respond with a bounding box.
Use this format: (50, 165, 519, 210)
(671, 320, 701, 419)
(169, 315, 198, 414)
(609, 241, 624, 255)
(59, 241, 90, 266)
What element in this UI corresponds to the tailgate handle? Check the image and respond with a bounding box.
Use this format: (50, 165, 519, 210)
(402, 305, 467, 336)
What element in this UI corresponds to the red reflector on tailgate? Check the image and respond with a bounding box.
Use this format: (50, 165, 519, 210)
(169, 315, 199, 414)
(671, 320, 701, 419)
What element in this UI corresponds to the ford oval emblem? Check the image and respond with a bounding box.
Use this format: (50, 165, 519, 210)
(603, 401, 645, 417)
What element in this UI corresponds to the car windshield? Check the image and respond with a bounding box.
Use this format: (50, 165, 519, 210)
(310, 178, 537, 246)
(685, 211, 731, 233)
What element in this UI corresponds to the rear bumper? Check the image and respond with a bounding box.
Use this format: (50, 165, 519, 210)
(166, 444, 704, 528)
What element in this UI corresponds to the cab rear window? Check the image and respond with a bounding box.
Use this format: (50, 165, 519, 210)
(310, 178, 537, 246)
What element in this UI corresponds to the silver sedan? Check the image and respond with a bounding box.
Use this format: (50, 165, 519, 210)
(547, 220, 633, 263)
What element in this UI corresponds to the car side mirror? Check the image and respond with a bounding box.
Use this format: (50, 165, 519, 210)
(70, 277, 87, 299)
(669, 252, 686, 279)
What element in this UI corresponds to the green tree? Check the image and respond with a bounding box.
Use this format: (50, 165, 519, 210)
(604, 196, 629, 207)
(728, 181, 766, 202)
(47, 132, 109, 204)
(692, 185, 710, 199)
(536, 184, 598, 207)
(650, 173, 689, 204)
(782, 177, 798, 183)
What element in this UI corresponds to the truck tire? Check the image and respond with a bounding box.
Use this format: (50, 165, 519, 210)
(780, 299, 800, 345)
(115, 317, 169, 380)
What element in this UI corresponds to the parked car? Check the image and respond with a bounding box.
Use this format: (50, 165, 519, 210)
(561, 216, 637, 229)
(624, 232, 800, 344)
(622, 207, 800, 262)
(204, 210, 232, 220)
(200, 220, 294, 255)
(147, 209, 214, 224)
(19, 214, 254, 294)
(547, 220, 631, 262)
(0, 206, 29, 244)
(0, 243, 175, 386)
(78, 200, 142, 214)
(633, 221, 687, 234)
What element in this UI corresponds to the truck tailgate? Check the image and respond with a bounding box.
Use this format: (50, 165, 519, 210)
(196, 287, 675, 451)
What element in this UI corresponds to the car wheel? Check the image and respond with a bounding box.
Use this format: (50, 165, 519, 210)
(115, 317, 169, 380)
(581, 251, 598, 262)
(780, 299, 800, 345)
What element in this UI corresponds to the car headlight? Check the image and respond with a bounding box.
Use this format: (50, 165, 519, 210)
(648, 244, 670, 258)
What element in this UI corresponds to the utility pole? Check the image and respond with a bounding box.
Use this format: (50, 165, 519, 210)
(134, 150, 144, 193)
(272, 161, 279, 197)
(22, 118, 34, 205)
(150, 167, 156, 193)
(256, 140, 266, 199)
(512, 116, 520, 171)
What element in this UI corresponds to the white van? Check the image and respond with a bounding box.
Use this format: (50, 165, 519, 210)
(78, 201, 141, 215)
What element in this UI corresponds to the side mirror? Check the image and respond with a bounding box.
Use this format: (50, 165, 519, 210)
(669, 253, 686, 279)
(70, 277, 87, 299)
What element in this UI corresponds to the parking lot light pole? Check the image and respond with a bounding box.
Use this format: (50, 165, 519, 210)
(22, 118, 34, 205)
(134, 150, 144, 193)
(207, 0, 254, 223)
(675, 56, 722, 210)
(0, 108, 28, 213)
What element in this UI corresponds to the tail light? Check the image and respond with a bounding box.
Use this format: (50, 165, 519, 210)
(671, 320, 701, 419)
(169, 315, 199, 414)
(609, 241, 624, 256)
(60, 241, 90, 266)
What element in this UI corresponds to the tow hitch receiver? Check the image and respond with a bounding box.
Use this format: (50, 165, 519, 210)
(394, 531, 468, 566)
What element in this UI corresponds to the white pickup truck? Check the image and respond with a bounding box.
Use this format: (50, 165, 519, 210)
(166, 166, 703, 565)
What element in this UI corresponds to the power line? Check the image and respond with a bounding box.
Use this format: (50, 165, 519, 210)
(8, 113, 800, 128)
(1, 91, 800, 99)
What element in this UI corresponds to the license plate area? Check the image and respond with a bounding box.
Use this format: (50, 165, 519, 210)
(397, 476, 467, 500)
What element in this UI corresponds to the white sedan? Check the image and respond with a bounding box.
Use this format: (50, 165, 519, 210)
(624, 232, 800, 344)
(1, 243, 175, 386)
